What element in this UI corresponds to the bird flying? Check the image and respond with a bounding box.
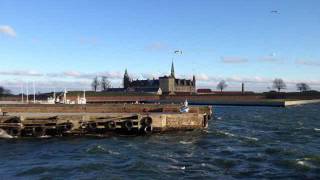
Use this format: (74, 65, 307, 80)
(174, 50, 182, 54)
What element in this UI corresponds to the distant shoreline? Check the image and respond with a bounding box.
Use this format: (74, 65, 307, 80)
(1, 91, 320, 107)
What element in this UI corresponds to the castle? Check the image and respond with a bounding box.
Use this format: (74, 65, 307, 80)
(123, 62, 196, 95)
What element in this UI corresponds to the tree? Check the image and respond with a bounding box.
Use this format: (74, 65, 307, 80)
(0, 86, 11, 97)
(123, 69, 131, 89)
(91, 76, 100, 92)
(296, 83, 311, 92)
(100, 76, 111, 91)
(217, 80, 228, 92)
(272, 78, 286, 92)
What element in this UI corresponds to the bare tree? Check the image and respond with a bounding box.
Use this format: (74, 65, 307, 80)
(100, 76, 111, 91)
(296, 83, 311, 92)
(91, 76, 100, 92)
(0, 86, 11, 97)
(272, 78, 286, 92)
(217, 80, 228, 92)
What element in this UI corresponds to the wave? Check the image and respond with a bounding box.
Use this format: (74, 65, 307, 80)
(242, 136, 259, 141)
(169, 165, 186, 170)
(39, 135, 52, 139)
(179, 141, 193, 145)
(0, 129, 13, 139)
(86, 144, 121, 155)
(217, 130, 236, 137)
(107, 150, 121, 155)
(215, 130, 259, 141)
(86, 145, 107, 154)
(296, 158, 317, 169)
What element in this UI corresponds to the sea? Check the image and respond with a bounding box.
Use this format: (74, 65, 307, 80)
(0, 104, 320, 179)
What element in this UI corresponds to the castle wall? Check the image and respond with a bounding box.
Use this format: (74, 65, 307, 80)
(159, 77, 175, 94)
(175, 85, 195, 93)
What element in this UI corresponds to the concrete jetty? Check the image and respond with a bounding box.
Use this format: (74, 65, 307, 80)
(0, 104, 212, 138)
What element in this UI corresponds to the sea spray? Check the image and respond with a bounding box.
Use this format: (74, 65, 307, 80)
(0, 129, 13, 139)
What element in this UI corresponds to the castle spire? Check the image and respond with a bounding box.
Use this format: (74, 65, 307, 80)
(193, 75, 196, 87)
(171, 61, 175, 78)
(123, 68, 131, 89)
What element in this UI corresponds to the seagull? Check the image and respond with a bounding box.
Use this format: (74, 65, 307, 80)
(174, 50, 182, 54)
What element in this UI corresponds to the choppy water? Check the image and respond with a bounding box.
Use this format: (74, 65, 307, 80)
(1, 104, 320, 179)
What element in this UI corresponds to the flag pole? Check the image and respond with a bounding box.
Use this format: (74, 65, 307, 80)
(21, 83, 24, 103)
(26, 82, 29, 104)
(33, 81, 36, 103)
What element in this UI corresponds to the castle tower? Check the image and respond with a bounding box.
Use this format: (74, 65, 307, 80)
(171, 61, 175, 78)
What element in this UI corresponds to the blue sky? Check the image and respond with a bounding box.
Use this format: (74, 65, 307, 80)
(1, 0, 320, 92)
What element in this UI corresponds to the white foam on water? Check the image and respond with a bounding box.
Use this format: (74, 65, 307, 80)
(203, 129, 212, 133)
(297, 160, 304, 165)
(167, 157, 180, 164)
(39, 135, 51, 138)
(221, 131, 236, 137)
(0, 129, 13, 139)
(108, 150, 120, 155)
(314, 128, 320, 131)
(168, 165, 185, 170)
(243, 136, 259, 141)
(296, 158, 316, 169)
(86, 145, 107, 153)
(179, 141, 192, 145)
(217, 130, 258, 142)
(185, 152, 194, 158)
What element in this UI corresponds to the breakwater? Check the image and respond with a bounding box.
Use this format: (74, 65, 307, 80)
(0, 104, 212, 138)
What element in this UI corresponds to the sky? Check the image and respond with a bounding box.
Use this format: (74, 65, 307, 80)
(1, 0, 320, 93)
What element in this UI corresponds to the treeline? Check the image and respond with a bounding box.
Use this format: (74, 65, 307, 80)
(215, 78, 315, 93)
(91, 76, 112, 92)
(0, 86, 11, 97)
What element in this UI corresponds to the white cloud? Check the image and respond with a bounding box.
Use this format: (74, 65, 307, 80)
(0, 70, 43, 76)
(145, 42, 168, 51)
(0, 25, 16, 37)
(98, 71, 123, 79)
(46, 71, 123, 79)
(296, 60, 320, 66)
(196, 73, 210, 81)
(259, 53, 281, 62)
(140, 73, 156, 80)
(0, 80, 92, 94)
(221, 56, 248, 64)
(2, 69, 320, 93)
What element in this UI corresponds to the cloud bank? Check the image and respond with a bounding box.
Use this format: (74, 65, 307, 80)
(296, 60, 320, 66)
(1, 69, 320, 93)
(221, 56, 248, 64)
(0, 25, 16, 37)
(0, 70, 43, 76)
